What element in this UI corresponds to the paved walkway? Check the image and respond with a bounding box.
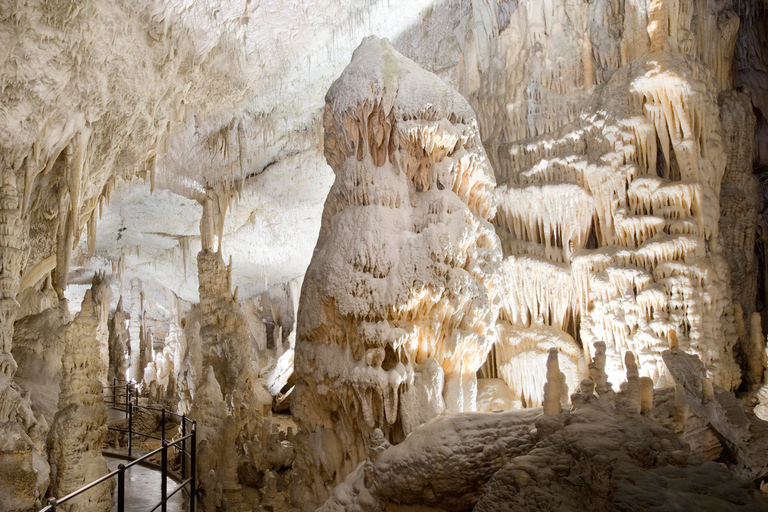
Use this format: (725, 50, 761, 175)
(107, 406, 128, 424)
(105, 455, 187, 512)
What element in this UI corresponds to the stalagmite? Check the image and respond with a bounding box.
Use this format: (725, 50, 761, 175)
(640, 376, 654, 413)
(0, 168, 49, 511)
(12, 299, 71, 424)
(108, 297, 130, 387)
(47, 290, 113, 512)
(0, 167, 23, 378)
(188, 191, 272, 508)
(293, 36, 503, 505)
(747, 312, 766, 388)
(570, 378, 596, 409)
(188, 365, 240, 511)
(619, 351, 642, 414)
(320, 347, 768, 512)
(129, 279, 142, 382)
(90, 272, 113, 384)
(1, 1, 767, 511)
(542, 348, 565, 416)
(588, 341, 615, 405)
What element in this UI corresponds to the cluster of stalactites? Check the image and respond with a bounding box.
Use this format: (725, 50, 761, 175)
(322, 100, 495, 223)
(488, 22, 740, 391)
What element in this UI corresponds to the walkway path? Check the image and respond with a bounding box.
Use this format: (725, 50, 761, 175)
(107, 406, 127, 424)
(105, 455, 187, 512)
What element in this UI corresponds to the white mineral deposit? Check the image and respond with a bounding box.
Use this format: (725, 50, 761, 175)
(1, 1, 768, 511)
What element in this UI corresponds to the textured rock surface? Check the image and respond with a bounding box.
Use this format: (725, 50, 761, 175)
(292, 36, 503, 505)
(469, 0, 749, 402)
(107, 297, 129, 388)
(319, 346, 768, 512)
(1, 1, 768, 510)
(47, 289, 113, 512)
(187, 193, 273, 510)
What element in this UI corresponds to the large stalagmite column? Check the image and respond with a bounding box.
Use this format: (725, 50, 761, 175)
(108, 297, 130, 386)
(0, 166, 50, 511)
(128, 278, 142, 382)
(189, 189, 272, 510)
(91, 271, 113, 384)
(292, 36, 503, 505)
(48, 288, 114, 512)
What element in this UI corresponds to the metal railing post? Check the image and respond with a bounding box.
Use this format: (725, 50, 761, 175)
(125, 383, 130, 418)
(181, 415, 187, 480)
(161, 408, 166, 443)
(190, 428, 196, 512)
(117, 464, 126, 512)
(128, 403, 133, 457)
(161, 441, 168, 512)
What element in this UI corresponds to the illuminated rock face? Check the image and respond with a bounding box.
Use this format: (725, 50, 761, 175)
(292, 36, 503, 503)
(472, 0, 749, 402)
(318, 344, 768, 512)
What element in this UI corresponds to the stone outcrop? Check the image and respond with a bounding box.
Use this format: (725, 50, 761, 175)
(318, 344, 768, 512)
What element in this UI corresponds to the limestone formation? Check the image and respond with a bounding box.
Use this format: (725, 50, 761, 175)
(472, 0, 747, 402)
(542, 348, 566, 416)
(12, 300, 70, 425)
(293, 36, 503, 504)
(0, 1, 767, 511)
(320, 349, 768, 512)
(107, 297, 130, 387)
(47, 290, 113, 512)
(91, 272, 113, 385)
(189, 365, 240, 511)
(188, 192, 272, 509)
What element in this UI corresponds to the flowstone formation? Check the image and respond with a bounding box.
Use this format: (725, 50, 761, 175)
(292, 36, 503, 505)
(319, 343, 768, 512)
(47, 289, 113, 512)
(12, 298, 71, 425)
(468, 0, 751, 401)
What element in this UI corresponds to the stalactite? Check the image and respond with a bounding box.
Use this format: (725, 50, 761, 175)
(476, 0, 744, 396)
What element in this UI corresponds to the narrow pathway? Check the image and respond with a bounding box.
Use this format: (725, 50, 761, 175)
(107, 406, 127, 424)
(105, 454, 187, 511)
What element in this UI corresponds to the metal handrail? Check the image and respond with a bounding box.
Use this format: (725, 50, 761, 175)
(39, 383, 197, 512)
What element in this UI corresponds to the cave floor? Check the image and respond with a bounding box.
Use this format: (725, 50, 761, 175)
(105, 455, 187, 512)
